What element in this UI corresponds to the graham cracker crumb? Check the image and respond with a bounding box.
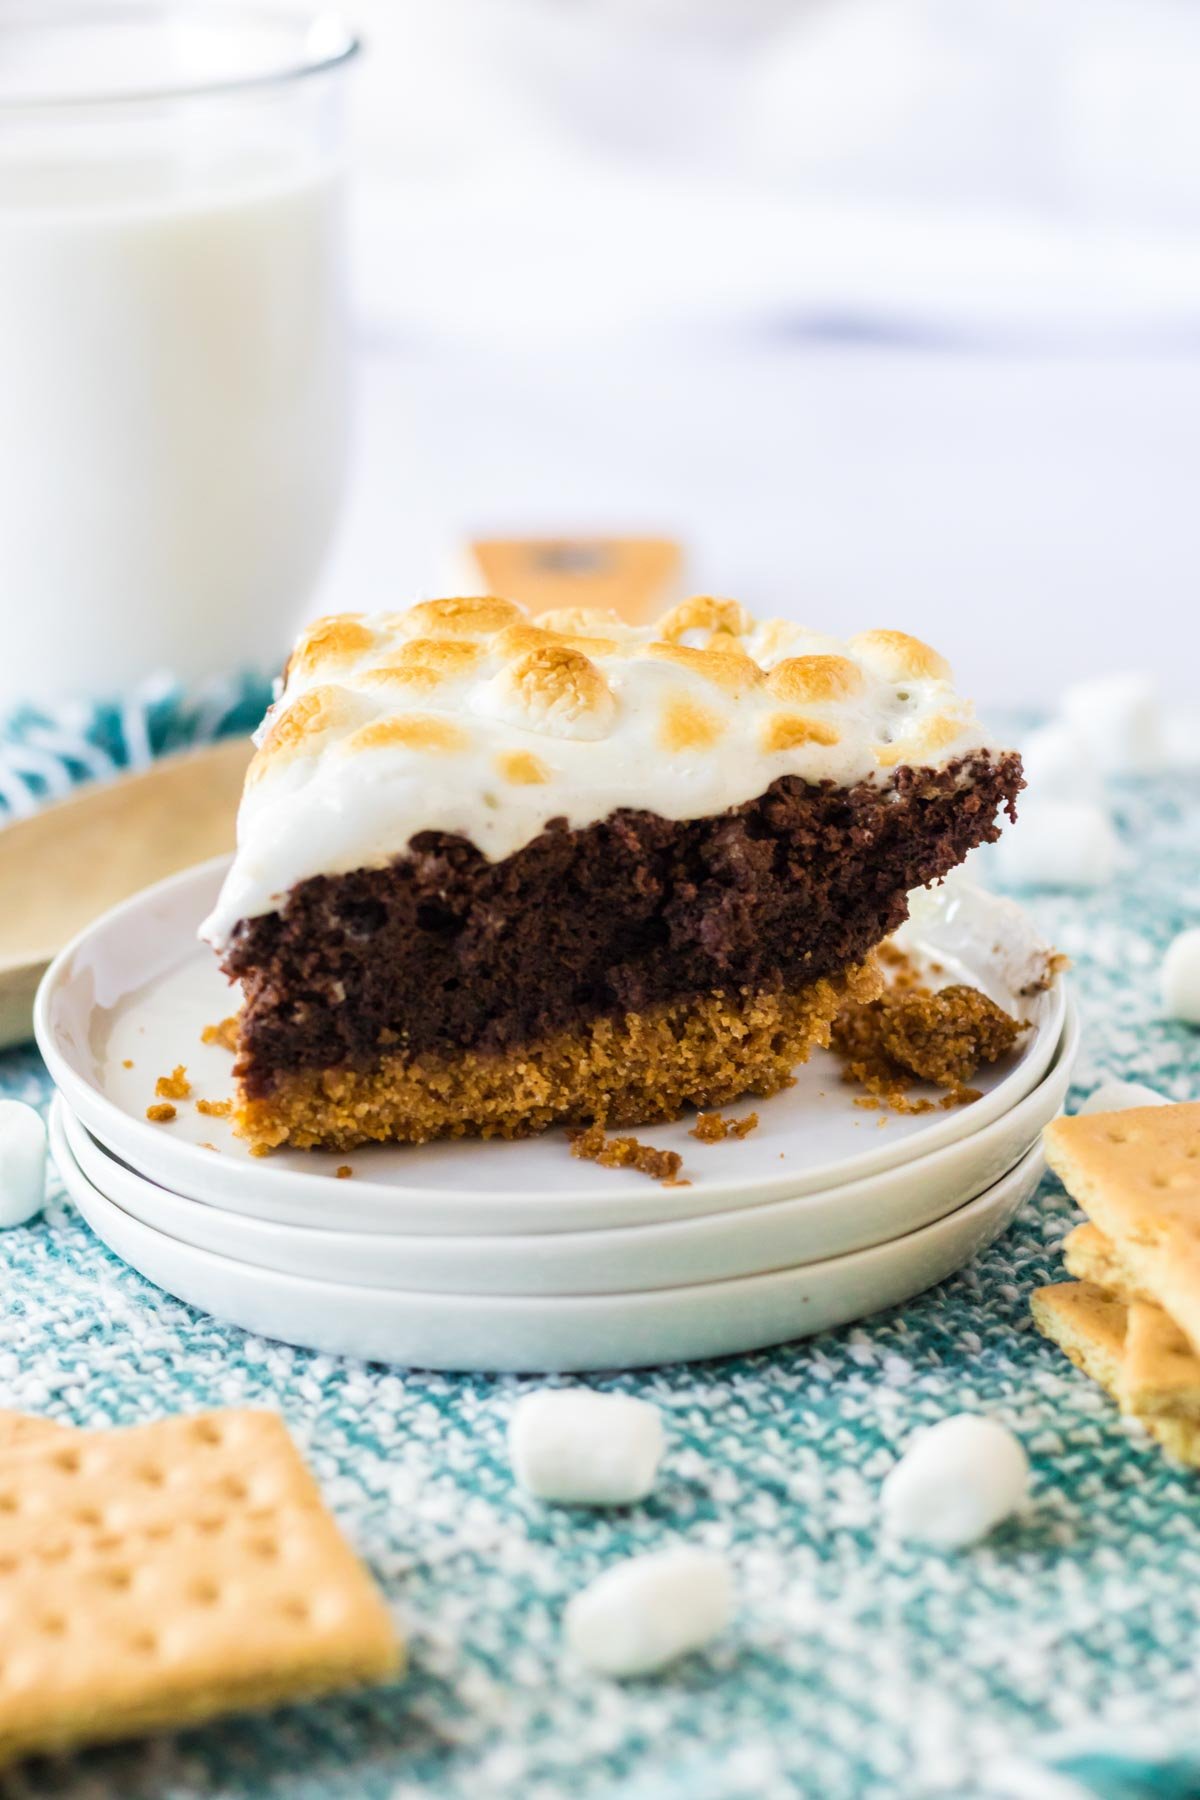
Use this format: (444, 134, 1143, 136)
(146, 1103, 177, 1123)
(198, 1142, 219, 1152)
(154, 1065, 191, 1101)
(336, 1165, 353, 1180)
(690, 1110, 759, 1143)
(569, 1122, 683, 1185)
(196, 1098, 232, 1118)
(202, 1016, 240, 1052)
(832, 950, 1026, 1114)
(121, 1059, 134, 1070)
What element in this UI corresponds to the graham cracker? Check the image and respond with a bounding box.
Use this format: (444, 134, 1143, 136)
(1124, 1300, 1200, 1420)
(1061, 1223, 1152, 1302)
(0, 1409, 401, 1764)
(1031, 1279, 1127, 1395)
(1046, 1233, 1200, 1420)
(0, 1413, 66, 1453)
(1031, 1280, 1200, 1468)
(1043, 1103, 1200, 1350)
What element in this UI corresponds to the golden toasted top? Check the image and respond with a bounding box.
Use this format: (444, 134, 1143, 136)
(247, 597, 979, 788)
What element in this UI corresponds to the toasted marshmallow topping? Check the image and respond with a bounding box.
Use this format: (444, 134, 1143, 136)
(202, 596, 1001, 944)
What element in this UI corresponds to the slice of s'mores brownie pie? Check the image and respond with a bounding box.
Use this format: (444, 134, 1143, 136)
(201, 597, 1024, 1152)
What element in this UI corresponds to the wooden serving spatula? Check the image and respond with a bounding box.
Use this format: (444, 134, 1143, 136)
(464, 536, 683, 624)
(0, 736, 253, 1048)
(0, 536, 684, 1049)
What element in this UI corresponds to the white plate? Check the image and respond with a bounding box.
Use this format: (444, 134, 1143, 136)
(36, 857, 1065, 1235)
(55, 997, 1076, 1292)
(50, 1108, 1047, 1373)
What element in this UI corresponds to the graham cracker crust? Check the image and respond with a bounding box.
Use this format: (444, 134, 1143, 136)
(233, 959, 881, 1154)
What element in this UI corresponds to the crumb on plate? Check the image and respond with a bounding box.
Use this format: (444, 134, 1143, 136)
(336, 1165, 353, 1180)
(196, 1098, 232, 1118)
(832, 950, 1027, 1113)
(690, 1110, 760, 1143)
(201, 1016, 240, 1051)
(146, 1103, 177, 1123)
(568, 1123, 683, 1186)
(154, 1065, 191, 1101)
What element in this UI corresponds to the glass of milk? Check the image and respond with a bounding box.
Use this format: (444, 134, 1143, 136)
(0, 4, 358, 707)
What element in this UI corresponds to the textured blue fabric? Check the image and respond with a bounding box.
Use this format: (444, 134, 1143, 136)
(0, 700, 1197, 1800)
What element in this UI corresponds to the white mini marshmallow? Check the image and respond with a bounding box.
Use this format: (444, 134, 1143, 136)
(565, 1546, 733, 1677)
(881, 1415, 1029, 1549)
(991, 800, 1119, 890)
(1019, 723, 1103, 803)
(1078, 1079, 1169, 1115)
(509, 1388, 664, 1506)
(1162, 928, 1200, 1025)
(1060, 672, 1164, 773)
(0, 1102, 46, 1228)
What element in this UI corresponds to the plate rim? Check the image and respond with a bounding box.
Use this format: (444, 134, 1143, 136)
(56, 997, 1078, 1279)
(53, 1077, 1061, 1297)
(51, 1096, 1046, 1311)
(35, 854, 1067, 1216)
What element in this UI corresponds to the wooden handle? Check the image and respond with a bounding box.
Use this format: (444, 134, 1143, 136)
(466, 536, 683, 624)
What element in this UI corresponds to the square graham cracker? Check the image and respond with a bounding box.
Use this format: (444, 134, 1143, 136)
(0, 1409, 401, 1765)
(1031, 1280, 1200, 1468)
(1044, 1103, 1200, 1350)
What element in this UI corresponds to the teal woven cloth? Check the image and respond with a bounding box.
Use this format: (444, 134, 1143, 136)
(1, 697, 1198, 1800)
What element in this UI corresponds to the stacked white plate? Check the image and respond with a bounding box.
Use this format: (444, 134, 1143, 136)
(37, 859, 1077, 1373)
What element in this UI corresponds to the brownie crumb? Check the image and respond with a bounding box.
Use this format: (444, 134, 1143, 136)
(568, 1122, 683, 1185)
(336, 1164, 353, 1179)
(690, 1110, 759, 1143)
(201, 1017, 240, 1052)
(195, 1098, 232, 1118)
(832, 953, 1027, 1112)
(146, 1103, 177, 1123)
(154, 1065, 191, 1101)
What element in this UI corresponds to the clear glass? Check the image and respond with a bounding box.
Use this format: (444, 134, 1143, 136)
(0, 4, 359, 706)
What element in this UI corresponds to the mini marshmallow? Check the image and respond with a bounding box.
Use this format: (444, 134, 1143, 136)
(991, 800, 1119, 891)
(509, 1389, 664, 1506)
(1018, 723, 1103, 803)
(881, 1415, 1029, 1549)
(1162, 928, 1200, 1025)
(0, 1101, 46, 1228)
(1060, 672, 1164, 774)
(565, 1546, 733, 1677)
(1078, 1079, 1169, 1115)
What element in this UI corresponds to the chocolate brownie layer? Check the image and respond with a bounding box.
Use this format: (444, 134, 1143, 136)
(225, 750, 1021, 1099)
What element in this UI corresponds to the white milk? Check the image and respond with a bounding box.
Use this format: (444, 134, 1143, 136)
(0, 149, 348, 705)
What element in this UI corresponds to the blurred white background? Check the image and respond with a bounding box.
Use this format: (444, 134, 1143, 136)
(315, 0, 1200, 705)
